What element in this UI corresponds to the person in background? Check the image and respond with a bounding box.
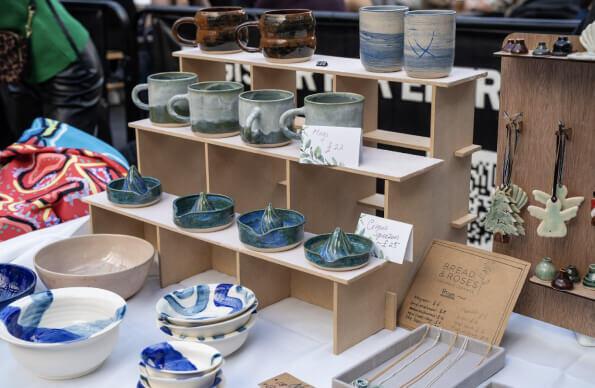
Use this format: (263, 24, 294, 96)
(344, 0, 451, 12)
(255, 0, 347, 12)
(0, 0, 103, 145)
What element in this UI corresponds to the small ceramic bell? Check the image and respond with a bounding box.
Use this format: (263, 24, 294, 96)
(535, 257, 557, 281)
(552, 36, 572, 56)
(565, 265, 580, 283)
(502, 39, 515, 53)
(583, 264, 595, 289)
(260, 203, 283, 234)
(511, 39, 528, 54)
(551, 268, 574, 290)
(190, 192, 214, 213)
(122, 165, 148, 194)
(532, 42, 550, 56)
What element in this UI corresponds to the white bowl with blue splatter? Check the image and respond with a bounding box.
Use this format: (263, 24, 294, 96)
(138, 369, 224, 388)
(156, 284, 256, 327)
(140, 341, 222, 378)
(0, 287, 126, 379)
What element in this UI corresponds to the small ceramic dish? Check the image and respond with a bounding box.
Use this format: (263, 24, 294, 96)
(138, 369, 224, 388)
(140, 341, 222, 378)
(0, 264, 37, 310)
(107, 165, 162, 208)
(34, 234, 155, 299)
(158, 302, 257, 338)
(156, 284, 256, 326)
(0, 287, 126, 379)
(237, 204, 305, 252)
(173, 193, 235, 232)
(162, 316, 256, 357)
(304, 227, 373, 271)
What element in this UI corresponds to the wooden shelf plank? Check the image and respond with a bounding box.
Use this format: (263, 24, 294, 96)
(363, 130, 430, 152)
(129, 119, 443, 183)
(450, 213, 477, 229)
(173, 49, 487, 88)
(278, 180, 288, 186)
(529, 276, 595, 301)
(357, 194, 385, 210)
(454, 144, 481, 158)
(495, 51, 595, 63)
(83, 192, 387, 285)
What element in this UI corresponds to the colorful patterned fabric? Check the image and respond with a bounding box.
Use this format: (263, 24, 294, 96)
(0, 119, 128, 241)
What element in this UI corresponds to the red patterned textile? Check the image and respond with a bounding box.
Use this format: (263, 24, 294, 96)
(0, 144, 126, 241)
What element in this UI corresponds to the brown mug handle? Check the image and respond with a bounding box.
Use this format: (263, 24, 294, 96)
(235, 21, 261, 53)
(172, 17, 197, 47)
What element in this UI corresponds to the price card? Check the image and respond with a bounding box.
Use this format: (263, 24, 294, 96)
(299, 125, 362, 168)
(355, 213, 413, 264)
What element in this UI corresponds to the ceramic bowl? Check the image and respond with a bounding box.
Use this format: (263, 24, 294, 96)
(140, 341, 222, 378)
(34, 234, 155, 299)
(158, 302, 257, 338)
(173, 193, 235, 232)
(156, 284, 256, 326)
(304, 228, 373, 271)
(162, 316, 256, 357)
(0, 287, 126, 379)
(107, 166, 161, 208)
(0, 264, 37, 310)
(237, 204, 305, 252)
(138, 369, 224, 388)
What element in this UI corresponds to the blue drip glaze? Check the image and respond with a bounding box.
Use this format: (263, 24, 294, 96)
(212, 284, 243, 313)
(159, 326, 172, 336)
(164, 285, 210, 316)
(142, 342, 197, 372)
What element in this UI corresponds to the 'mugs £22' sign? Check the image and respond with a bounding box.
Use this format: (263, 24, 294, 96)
(299, 125, 362, 168)
(355, 213, 413, 264)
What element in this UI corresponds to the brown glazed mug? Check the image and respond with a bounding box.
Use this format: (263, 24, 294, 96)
(235, 9, 316, 63)
(172, 7, 247, 53)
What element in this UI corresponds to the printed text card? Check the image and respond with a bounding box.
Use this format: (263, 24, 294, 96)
(355, 213, 413, 264)
(299, 125, 362, 168)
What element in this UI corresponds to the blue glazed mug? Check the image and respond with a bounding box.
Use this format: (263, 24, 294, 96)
(359, 5, 409, 73)
(404, 10, 456, 79)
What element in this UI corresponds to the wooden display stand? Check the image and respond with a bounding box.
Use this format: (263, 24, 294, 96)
(494, 33, 595, 337)
(83, 50, 485, 353)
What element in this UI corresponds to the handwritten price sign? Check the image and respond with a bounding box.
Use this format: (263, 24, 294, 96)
(299, 125, 362, 168)
(355, 213, 413, 264)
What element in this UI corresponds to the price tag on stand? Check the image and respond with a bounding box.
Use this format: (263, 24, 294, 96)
(355, 213, 413, 264)
(298, 125, 362, 168)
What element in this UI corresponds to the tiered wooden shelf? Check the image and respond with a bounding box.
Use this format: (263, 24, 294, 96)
(85, 48, 485, 354)
(529, 276, 595, 302)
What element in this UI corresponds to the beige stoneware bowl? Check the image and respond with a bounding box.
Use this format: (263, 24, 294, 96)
(34, 234, 155, 299)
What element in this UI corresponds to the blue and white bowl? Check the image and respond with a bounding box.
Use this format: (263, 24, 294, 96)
(163, 316, 256, 357)
(138, 369, 224, 388)
(0, 287, 126, 379)
(156, 284, 256, 326)
(0, 264, 37, 310)
(140, 341, 222, 378)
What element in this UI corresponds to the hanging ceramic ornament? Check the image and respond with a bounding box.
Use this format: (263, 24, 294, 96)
(483, 112, 527, 242)
(527, 123, 581, 238)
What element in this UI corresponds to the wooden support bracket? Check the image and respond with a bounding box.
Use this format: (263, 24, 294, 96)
(454, 144, 481, 158)
(384, 291, 398, 330)
(363, 130, 431, 152)
(450, 213, 477, 229)
(357, 193, 385, 210)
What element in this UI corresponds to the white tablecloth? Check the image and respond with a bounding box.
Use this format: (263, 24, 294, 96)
(1, 218, 594, 388)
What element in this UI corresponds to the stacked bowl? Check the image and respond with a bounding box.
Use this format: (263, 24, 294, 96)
(138, 341, 224, 388)
(156, 283, 257, 356)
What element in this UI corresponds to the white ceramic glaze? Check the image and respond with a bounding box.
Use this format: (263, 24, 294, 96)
(156, 284, 256, 326)
(158, 302, 257, 338)
(580, 22, 595, 53)
(0, 287, 126, 379)
(140, 341, 222, 378)
(34, 234, 155, 299)
(139, 369, 224, 388)
(162, 316, 256, 357)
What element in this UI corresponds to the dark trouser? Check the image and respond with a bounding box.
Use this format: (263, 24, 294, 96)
(0, 40, 103, 147)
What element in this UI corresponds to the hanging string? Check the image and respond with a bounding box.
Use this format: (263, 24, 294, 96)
(551, 122, 570, 202)
(501, 112, 522, 189)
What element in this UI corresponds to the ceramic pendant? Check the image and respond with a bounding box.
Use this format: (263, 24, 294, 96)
(533, 185, 584, 210)
(528, 197, 579, 238)
(484, 189, 520, 238)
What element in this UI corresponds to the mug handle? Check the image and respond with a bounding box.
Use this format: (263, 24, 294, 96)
(235, 21, 261, 53)
(246, 107, 262, 138)
(166, 94, 190, 122)
(280, 107, 305, 141)
(131, 83, 149, 111)
(172, 17, 197, 46)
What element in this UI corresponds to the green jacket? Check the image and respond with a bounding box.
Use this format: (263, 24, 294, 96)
(0, 0, 90, 83)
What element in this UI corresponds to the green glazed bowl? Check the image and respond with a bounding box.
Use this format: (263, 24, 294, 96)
(107, 177, 161, 208)
(304, 228, 373, 271)
(173, 193, 235, 232)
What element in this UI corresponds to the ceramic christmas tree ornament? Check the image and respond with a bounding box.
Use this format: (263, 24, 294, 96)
(484, 190, 520, 240)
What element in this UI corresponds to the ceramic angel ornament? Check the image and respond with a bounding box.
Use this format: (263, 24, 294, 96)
(528, 197, 578, 237)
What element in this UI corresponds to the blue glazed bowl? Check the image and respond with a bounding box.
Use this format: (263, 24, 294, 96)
(0, 264, 36, 311)
(173, 194, 235, 232)
(237, 206, 305, 252)
(107, 176, 162, 207)
(304, 229, 373, 271)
